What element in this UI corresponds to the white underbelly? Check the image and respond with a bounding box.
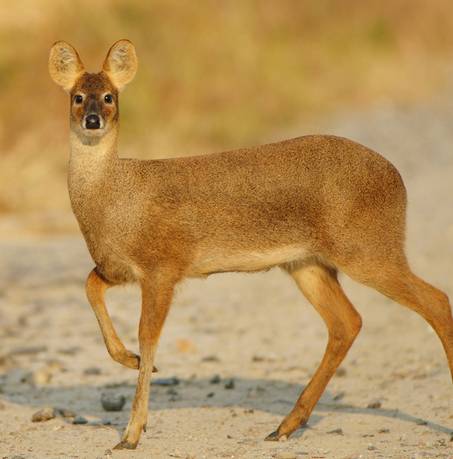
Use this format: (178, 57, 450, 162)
(190, 245, 310, 276)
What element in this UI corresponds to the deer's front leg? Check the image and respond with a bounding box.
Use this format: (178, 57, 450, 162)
(114, 269, 177, 450)
(86, 269, 141, 369)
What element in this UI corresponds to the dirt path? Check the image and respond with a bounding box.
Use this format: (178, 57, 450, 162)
(1, 97, 453, 458)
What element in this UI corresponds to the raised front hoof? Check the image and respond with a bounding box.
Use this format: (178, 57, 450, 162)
(117, 351, 158, 372)
(113, 440, 138, 450)
(117, 350, 141, 370)
(264, 430, 288, 442)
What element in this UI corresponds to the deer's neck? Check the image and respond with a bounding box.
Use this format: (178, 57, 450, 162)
(69, 127, 119, 175)
(68, 127, 120, 216)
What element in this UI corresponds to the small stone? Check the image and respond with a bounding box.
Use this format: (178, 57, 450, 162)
(55, 407, 76, 418)
(327, 428, 343, 435)
(210, 374, 221, 384)
(32, 407, 56, 422)
(224, 379, 235, 390)
(378, 428, 390, 433)
(73, 415, 88, 424)
(9, 345, 48, 356)
(101, 393, 126, 412)
(207, 392, 215, 398)
(202, 355, 220, 362)
(416, 418, 428, 425)
(367, 444, 376, 451)
(275, 452, 296, 459)
(104, 449, 113, 458)
(336, 367, 347, 377)
(58, 346, 81, 356)
(84, 367, 102, 376)
(367, 400, 382, 409)
(152, 376, 180, 386)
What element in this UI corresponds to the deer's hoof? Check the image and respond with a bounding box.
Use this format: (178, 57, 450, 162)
(265, 430, 288, 442)
(113, 439, 138, 450)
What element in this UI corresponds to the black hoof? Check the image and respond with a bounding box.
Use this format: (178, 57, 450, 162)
(264, 430, 280, 441)
(113, 440, 138, 450)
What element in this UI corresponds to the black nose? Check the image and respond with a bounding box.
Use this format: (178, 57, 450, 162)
(85, 114, 101, 130)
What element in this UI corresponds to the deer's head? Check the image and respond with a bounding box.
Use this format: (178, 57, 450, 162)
(49, 40, 137, 141)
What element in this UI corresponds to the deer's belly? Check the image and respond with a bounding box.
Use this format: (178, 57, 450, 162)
(189, 245, 311, 277)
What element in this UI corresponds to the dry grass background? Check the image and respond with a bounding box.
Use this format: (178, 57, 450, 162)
(1, 0, 453, 216)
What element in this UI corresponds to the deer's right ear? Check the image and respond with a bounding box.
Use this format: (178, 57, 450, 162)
(48, 41, 85, 92)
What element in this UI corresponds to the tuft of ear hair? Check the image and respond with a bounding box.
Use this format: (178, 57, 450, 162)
(103, 39, 138, 91)
(49, 41, 85, 92)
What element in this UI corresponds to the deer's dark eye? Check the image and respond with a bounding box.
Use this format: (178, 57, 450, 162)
(74, 94, 83, 104)
(104, 94, 113, 104)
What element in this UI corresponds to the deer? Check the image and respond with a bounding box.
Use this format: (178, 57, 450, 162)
(48, 39, 453, 450)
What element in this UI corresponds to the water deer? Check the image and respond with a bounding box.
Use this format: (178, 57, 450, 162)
(48, 39, 453, 450)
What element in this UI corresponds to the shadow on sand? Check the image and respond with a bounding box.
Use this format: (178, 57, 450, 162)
(1, 371, 451, 442)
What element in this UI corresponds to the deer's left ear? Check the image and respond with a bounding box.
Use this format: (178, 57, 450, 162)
(103, 39, 137, 91)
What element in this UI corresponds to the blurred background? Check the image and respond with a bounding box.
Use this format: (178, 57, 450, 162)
(1, 3, 453, 457)
(1, 0, 453, 232)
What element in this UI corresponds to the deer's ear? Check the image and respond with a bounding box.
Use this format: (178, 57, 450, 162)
(49, 41, 85, 92)
(102, 39, 137, 91)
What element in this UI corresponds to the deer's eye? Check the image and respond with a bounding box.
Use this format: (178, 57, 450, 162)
(74, 94, 83, 104)
(104, 94, 113, 104)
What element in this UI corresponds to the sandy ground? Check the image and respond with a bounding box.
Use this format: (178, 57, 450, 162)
(1, 96, 453, 459)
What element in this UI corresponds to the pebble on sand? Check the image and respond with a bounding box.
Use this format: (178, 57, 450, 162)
(152, 376, 180, 386)
(72, 415, 88, 425)
(201, 355, 220, 362)
(84, 366, 102, 376)
(210, 374, 221, 384)
(336, 367, 347, 377)
(224, 379, 235, 389)
(31, 407, 56, 422)
(367, 400, 382, 409)
(327, 428, 344, 435)
(101, 393, 126, 412)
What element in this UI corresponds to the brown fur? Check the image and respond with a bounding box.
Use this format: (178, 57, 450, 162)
(49, 40, 453, 450)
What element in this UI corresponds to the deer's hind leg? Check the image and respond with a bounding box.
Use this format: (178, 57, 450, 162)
(266, 262, 362, 441)
(346, 262, 453, 381)
(86, 268, 144, 370)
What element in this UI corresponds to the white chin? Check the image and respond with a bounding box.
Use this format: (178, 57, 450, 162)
(82, 127, 105, 136)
